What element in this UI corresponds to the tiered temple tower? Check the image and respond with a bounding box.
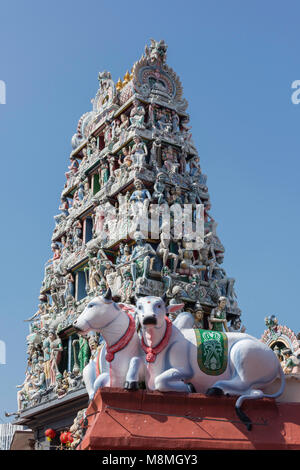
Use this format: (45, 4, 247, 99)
(14, 39, 242, 449)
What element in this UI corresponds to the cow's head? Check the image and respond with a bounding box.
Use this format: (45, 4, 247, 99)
(135, 296, 184, 330)
(73, 288, 117, 334)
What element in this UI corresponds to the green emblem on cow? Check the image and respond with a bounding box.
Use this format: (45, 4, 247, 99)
(194, 329, 228, 376)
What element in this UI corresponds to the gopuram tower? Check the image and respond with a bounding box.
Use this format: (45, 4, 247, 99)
(14, 39, 242, 449)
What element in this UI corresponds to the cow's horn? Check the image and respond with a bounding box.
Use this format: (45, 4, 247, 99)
(103, 287, 112, 300)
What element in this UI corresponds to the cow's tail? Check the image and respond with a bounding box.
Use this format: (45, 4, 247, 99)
(235, 364, 285, 431)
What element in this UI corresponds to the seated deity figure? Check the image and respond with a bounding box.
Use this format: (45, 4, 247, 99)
(129, 179, 152, 208)
(162, 146, 179, 173)
(130, 137, 148, 168)
(189, 155, 201, 178)
(120, 146, 132, 168)
(47, 243, 61, 269)
(281, 349, 300, 375)
(155, 108, 172, 134)
(198, 234, 217, 281)
(208, 296, 229, 332)
(211, 265, 237, 304)
(130, 232, 156, 286)
(178, 239, 203, 277)
(129, 99, 145, 129)
(156, 232, 179, 274)
(54, 197, 69, 225)
(65, 155, 79, 184)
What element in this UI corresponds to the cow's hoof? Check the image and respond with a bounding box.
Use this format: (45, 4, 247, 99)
(187, 383, 196, 393)
(235, 406, 252, 431)
(124, 381, 139, 391)
(206, 387, 224, 396)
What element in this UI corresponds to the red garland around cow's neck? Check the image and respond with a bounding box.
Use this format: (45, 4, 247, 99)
(141, 316, 172, 363)
(105, 312, 136, 362)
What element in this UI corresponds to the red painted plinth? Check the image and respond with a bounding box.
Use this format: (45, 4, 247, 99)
(78, 388, 300, 450)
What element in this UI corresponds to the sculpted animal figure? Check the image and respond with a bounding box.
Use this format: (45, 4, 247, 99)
(135, 295, 285, 430)
(73, 289, 143, 400)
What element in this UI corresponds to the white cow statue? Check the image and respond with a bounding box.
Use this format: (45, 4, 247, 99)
(73, 289, 143, 400)
(135, 295, 285, 430)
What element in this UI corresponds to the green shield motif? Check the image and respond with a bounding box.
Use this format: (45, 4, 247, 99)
(194, 329, 228, 376)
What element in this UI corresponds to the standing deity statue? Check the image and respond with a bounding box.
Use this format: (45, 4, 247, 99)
(49, 330, 63, 386)
(209, 296, 229, 332)
(153, 172, 166, 204)
(150, 138, 162, 167)
(193, 302, 205, 329)
(119, 113, 129, 144)
(41, 328, 51, 388)
(130, 232, 156, 286)
(156, 233, 179, 274)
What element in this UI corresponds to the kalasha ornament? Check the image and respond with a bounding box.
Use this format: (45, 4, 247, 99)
(45, 428, 56, 441)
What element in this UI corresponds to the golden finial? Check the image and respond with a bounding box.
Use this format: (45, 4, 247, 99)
(123, 70, 131, 86)
(116, 78, 123, 91)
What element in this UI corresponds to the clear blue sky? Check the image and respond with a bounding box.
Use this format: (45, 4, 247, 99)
(0, 0, 299, 418)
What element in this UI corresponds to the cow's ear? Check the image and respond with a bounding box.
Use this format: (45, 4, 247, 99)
(167, 303, 184, 313)
(118, 303, 136, 314)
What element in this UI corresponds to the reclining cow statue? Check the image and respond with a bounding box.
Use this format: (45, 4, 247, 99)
(73, 289, 143, 400)
(74, 291, 285, 430)
(135, 295, 285, 430)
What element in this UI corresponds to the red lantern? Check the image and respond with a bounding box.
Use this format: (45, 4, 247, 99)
(60, 431, 69, 444)
(66, 432, 74, 446)
(45, 428, 56, 442)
